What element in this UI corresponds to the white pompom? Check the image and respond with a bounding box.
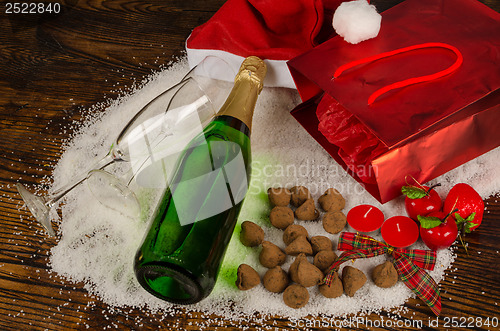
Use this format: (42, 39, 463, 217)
(333, 0, 382, 44)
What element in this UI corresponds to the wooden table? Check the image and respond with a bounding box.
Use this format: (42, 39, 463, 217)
(1, 0, 499, 329)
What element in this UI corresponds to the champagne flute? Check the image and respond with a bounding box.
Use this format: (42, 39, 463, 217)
(86, 76, 229, 215)
(86, 56, 236, 215)
(16, 79, 187, 236)
(17, 57, 234, 236)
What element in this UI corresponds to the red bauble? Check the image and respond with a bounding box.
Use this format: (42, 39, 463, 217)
(404, 186, 442, 221)
(419, 211, 458, 251)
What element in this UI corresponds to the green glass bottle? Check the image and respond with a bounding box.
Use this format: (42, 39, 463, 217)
(134, 56, 267, 304)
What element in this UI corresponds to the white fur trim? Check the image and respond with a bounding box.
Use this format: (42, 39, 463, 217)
(186, 45, 297, 89)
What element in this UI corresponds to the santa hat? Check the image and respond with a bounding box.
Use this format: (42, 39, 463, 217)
(186, 0, 347, 88)
(186, 0, 381, 88)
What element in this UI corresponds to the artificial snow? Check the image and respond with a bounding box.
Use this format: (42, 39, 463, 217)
(333, 0, 381, 44)
(43, 58, 500, 323)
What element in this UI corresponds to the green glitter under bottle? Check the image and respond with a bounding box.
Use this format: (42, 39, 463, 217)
(134, 56, 267, 304)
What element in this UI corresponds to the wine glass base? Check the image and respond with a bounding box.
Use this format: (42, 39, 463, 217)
(16, 183, 56, 237)
(87, 170, 141, 219)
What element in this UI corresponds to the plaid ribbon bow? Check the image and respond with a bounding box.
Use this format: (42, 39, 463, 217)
(323, 232, 441, 316)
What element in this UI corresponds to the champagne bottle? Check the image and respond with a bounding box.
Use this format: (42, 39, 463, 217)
(134, 56, 267, 304)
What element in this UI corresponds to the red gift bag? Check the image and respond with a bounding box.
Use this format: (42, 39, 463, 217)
(287, 0, 500, 203)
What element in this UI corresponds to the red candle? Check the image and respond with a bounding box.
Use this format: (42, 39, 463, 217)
(347, 205, 385, 233)
(381, 216, 419, 248)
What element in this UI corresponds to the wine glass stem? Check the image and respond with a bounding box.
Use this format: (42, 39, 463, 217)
(48, 154, 116, 206)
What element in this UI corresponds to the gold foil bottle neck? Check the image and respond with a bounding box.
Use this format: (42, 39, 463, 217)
(218, 56, 267, 132)
(235, 56, 267, 94)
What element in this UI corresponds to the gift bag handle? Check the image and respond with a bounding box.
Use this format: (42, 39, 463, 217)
(333, 42, 463, 105)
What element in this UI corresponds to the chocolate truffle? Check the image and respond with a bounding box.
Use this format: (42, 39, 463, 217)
(240, 221, 265, 247)
(283, 224, 308, 246)
(259, 241, 286, 268)
(319, 271, 343, 298)
(285, 236, 313, 256)
(267, 187, 291, 207)
(372, 261, 398, 288)
(263, 266, 288, 293)
(235, 264, 260, 290)
(313, 250, 338, 272)
(310, 236, 333, 254)
(322, 211, 347, 234)
(283, 284, 309, 309)
(269, 206, 294, 230)
(295, 199, 319, 221)
(342, 266, 367, 297)
(296, 257, 324, 287)
(318, 188, 345, 212)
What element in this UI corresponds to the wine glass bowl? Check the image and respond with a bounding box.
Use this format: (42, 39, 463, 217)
(89, 77, 222, 213)
(16, 56, 235, 236)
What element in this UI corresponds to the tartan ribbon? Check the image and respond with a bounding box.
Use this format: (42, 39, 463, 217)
(323, 232, 441, 316)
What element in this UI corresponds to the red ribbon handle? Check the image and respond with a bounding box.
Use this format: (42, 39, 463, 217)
(333, 42, 464, 105)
